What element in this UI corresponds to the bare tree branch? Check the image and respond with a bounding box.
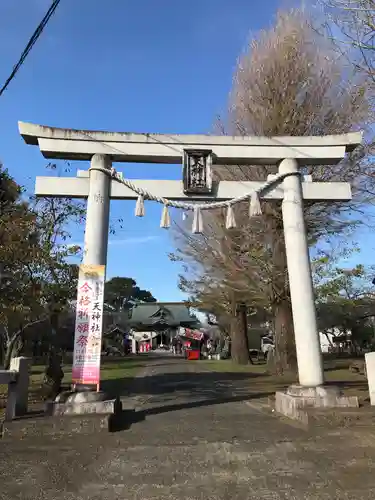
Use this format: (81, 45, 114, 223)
(171, 7, 373, 372)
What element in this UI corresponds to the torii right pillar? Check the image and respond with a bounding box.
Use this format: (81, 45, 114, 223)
(280, 158, 323, 387)
(275, 158, 359, 420)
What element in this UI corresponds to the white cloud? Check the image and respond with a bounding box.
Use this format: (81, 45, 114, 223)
(108, 235, 159, 246)
(65, 235, 158, 249)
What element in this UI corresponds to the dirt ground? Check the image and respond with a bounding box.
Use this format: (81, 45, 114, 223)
(1, 353, 375, 500)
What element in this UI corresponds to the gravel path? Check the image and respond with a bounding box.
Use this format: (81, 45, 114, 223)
(1, 353, 375, 500)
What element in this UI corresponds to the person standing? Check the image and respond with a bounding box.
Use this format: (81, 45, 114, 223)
(172, 336, 177, 355)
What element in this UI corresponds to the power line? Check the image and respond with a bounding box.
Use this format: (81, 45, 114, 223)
(0, 0, 62, 98)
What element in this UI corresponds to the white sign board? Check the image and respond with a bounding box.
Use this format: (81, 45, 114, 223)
(72, 265, 105, 387)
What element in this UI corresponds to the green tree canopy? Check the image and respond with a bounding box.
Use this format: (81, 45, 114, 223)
(104, 277, 156, 311)
(313, 251, 375, 348)
(0, 164, 84, 367)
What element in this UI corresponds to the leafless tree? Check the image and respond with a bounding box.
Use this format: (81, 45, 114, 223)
(172, 8, 372, 372)
(318, 0, 374, 85)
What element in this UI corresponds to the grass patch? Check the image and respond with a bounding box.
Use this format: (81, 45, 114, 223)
(27, 358, 144, 386)
(198, 359, 268, 374)
(197, 359, 296, 396)
(197, 358, 369, 403)
(0, 356, 146, 415)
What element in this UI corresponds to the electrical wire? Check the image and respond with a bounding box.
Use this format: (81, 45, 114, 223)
(0, 0, 62, 98)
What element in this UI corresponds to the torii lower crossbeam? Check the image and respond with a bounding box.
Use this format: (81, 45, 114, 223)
(35, 175, 351, 202)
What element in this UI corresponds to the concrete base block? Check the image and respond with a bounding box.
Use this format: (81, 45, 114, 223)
(365, 352, 375, 405)
(9, 356, 31, 417)
(45, 392, 122, 417)
(275, 384, 359, 424)
(55, 390, 110, 404)
(45, 399, 121, 417)
(1, 414, 113, 439)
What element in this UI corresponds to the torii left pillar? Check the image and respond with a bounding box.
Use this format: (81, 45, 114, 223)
(83, 154, 111, 266)
(77, 154, 111, 394)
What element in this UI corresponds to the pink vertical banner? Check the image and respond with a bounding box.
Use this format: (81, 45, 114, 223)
(72, 265, 105, 386)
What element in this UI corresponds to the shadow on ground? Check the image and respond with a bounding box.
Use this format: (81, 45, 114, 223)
(108, 390, 274, 432)
(101, 366, 266, 398)
(103, 363, 275, 432)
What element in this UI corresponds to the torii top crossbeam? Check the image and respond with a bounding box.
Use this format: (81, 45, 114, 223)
(18, 121, 362, 165)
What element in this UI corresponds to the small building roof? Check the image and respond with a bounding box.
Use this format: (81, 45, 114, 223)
(129, 302, 199, 331)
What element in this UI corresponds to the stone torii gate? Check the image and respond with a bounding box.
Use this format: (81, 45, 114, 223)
(19, 121, 362, 408)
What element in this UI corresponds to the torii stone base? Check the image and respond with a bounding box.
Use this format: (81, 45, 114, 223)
(45, 390, 122, 417)
(275, 385, 359, 425)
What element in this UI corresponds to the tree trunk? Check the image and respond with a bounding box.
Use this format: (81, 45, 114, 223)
(242, 308, 254, 364)
(42, 313, 64, 400)
(43, 352, 64, 400)
(3, 318, 47, 369)
(268, 227, 297, 376)
(4, 331, 22, 370)
(323, 331, 334, 349)
(269, 297, 297, 375)
(230, 303, 250, 365)
(0, 328, 5, 367)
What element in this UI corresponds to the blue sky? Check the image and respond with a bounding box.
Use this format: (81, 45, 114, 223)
(0, 0, 372, 301)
